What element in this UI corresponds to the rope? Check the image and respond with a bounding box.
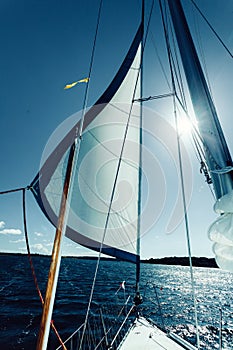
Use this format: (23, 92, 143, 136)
(0, 186, 26, 195)
(22, 188, 44, 304)
(56, 323, 85, 350)
(22, 188, 67, 350)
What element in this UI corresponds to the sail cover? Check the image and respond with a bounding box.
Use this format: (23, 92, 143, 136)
(30, 25, 142, 264)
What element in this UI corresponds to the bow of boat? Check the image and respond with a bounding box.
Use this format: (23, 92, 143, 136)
(117, 316, 197, 350)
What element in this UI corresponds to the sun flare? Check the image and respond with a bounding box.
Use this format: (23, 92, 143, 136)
(178, 117, 193, 137)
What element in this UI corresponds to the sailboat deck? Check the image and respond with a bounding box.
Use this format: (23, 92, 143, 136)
(118, 316, 197, 350)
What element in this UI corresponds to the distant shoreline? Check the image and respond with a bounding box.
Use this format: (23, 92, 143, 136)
(141, 256, 218, 268)
(0, 252, 218, 268)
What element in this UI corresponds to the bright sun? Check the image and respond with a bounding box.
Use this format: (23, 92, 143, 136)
(178, 117, 193, 137)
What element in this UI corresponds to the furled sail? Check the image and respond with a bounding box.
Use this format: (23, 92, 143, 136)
(30, 25, 142, 264)
(167, 0, 233, 270)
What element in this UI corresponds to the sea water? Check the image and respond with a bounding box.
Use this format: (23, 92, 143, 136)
(1, 254, 233, 349)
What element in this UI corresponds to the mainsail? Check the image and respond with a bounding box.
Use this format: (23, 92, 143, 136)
(30, 24, 142, 264)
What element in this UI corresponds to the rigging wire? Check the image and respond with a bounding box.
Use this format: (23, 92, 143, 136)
(158, 0, 176, 97)
(190, 0, 233, 59)
(174, 92, 222, 186)
(162, 1, 187, 109)
(134, 92, 174, 102)
(56, 290, 131, 350)
(146, 1, 171, 92)
(148, 33, 171, 91)
(191, 0, 214, 100)
(156, 0, 221, 196)
(77, 0, 103, 140)
(174, 99, 214, 189)
(136, 0, 145, 299)
(36, 0, 104, 346)
(137, 1, 225, 188)
(80, 2, 156, 342)
(76, 1, 110, 348)
(0, 186, 26, 195)
(172, 96, 201, 350)
(168, 17, 187, 110)
(159, 0, 200, 347)
(80, 44, 142, 346)
(160, 0, 230, 183)
(133, 90, 216, 197)
(93, 296, 131, 350)
(80, 4, 155, 345)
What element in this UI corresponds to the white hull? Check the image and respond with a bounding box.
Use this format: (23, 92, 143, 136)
(117, 316, 197, 350)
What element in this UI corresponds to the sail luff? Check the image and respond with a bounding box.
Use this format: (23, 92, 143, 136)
(167, 0, 233, 199)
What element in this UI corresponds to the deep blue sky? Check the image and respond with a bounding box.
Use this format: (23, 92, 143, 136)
(0, 0, 233, 259)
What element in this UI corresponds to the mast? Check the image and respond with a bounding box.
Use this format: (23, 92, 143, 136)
(36, 142, 76, 350)
(167, 0, 233, 271)
(167, 0, 233, 199)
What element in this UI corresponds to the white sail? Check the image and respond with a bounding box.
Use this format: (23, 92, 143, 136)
(31, 26, 142, 263)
